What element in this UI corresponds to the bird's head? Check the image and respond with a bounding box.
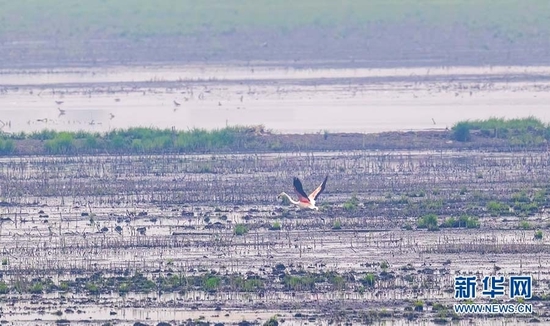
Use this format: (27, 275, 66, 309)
(277, 192, 284, 200)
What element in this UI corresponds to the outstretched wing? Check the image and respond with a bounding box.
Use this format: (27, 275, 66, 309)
(293, 177, 311, 203)
(308, 175, 328, 201)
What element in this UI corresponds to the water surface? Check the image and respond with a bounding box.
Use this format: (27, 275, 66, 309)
(0, 65, 549, 134)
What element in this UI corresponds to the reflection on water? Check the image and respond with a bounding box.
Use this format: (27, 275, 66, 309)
(4, 291, 543, 326)
(0, 65, 549, 135)
(2, 305, 541, 326)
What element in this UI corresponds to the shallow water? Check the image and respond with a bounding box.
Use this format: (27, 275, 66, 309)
(1, 150, 549, 325)
(1, 307, 544, 326)
(0, 65, 549, 134)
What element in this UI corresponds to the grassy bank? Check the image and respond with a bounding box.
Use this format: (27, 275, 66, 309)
(451, 116, 550, 145)
(0, 125, 267, 155)
(1, 118, 549, 156)
(1, 0, 548, 40)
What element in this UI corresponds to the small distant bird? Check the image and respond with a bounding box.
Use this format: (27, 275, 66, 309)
(218, 102, 222, 106)
(173, 100, 181, 106)
(89, 120, 96, 126)
(240, 95, 244, 102)
(432, 118, 436, 125)
(36, 118, 48, 123)
(278, 176, 328, 211)
(58, 108, 66, 115)
(55, 100, 64, 105)
(109, 113, 115, 120)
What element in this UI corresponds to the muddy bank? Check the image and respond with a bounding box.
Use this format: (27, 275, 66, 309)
(2, 129, 547, 157)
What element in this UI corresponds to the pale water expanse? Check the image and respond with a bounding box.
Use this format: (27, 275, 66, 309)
(1, 64, 550, 134)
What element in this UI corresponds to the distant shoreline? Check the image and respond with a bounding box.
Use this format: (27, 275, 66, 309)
(1, 29, 550, 70)
(3, 1, 549, 69)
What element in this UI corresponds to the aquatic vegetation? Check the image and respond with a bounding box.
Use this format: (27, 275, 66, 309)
(0, 126, 265, 155)
(452, 116, 550, 144)
(417, 214, 439, 231)
(440, 215, 480, 229)
(361, 273, 376, 287)
(343, 195, 359, 211)
(234, 224, 249, 236)
(269, 222, 282, 230)
(0, 131, 548, 325)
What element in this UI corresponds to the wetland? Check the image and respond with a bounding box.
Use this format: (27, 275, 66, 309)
(2, 124, 550, 325)
(2, 2, 550, 324)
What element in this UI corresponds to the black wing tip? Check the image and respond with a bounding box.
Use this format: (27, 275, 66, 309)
(320, 175, 328, 187)
(293, 176, 308, 198)
(314, 175, 329, 200)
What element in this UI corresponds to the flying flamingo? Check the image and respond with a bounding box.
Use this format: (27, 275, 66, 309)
(278, 176, 328, 210)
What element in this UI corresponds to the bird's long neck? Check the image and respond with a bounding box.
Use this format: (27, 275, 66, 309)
(281, 192, 300, 205)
